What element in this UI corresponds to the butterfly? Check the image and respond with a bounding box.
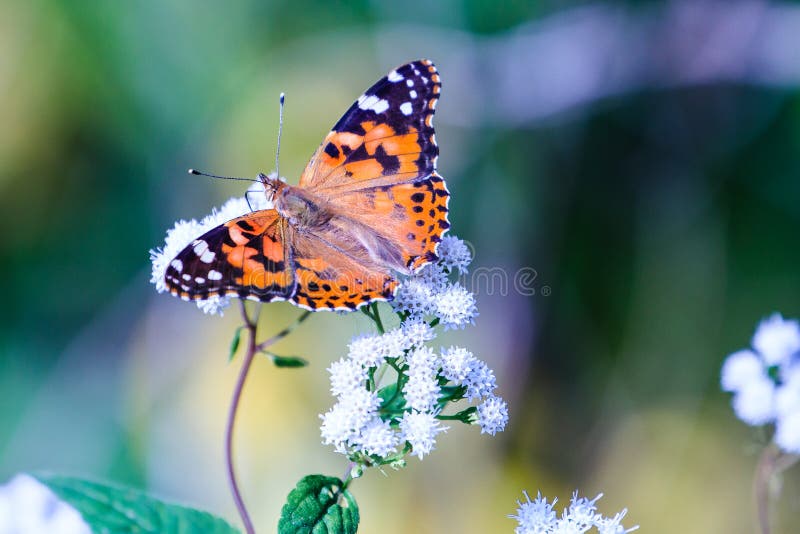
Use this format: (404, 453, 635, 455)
(165, 59, 449, 311)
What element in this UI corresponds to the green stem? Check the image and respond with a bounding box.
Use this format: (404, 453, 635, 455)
(225, 303, 311, 534)
(436, 414, 465, 421)
(370, 302, 385, 333)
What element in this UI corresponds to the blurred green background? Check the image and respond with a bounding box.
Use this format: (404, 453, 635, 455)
(2, 0, 800, 532)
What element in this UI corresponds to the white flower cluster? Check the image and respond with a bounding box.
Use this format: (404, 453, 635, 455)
(0, 474, 91, 534)
(149, 180, 272, 316)
(721, 313, 800, 453)
(391, 237, 477, 329)
(320, 237, 506, 461)
(510, 491, 638, 534)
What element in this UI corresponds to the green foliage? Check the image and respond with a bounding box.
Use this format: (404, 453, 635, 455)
(35, 474, 239, 533)
(266, 352, 310, 368)
(279, 475, 359, 534)
(377, 382, 406, 414)
(229, 326, 244, 362)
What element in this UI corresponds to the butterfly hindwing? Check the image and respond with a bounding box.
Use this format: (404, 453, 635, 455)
(299, 59, 441, 193)
(165, 210, 296, 302)
(289, 224, 397, 311)
(330, 172, 450, 272)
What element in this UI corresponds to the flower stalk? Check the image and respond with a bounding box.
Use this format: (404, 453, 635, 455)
(225, 301, 311, 534)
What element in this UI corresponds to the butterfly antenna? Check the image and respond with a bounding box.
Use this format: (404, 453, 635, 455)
(187, 169, 257, 183)
(275, 92, 285, 178)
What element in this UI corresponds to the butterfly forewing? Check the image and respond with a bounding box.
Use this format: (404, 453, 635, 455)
(165, 210, 296, 302)
(299, 59, 441, 193)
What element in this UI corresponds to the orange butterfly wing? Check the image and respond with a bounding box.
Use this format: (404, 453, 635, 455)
(299, 59, 449, 273)
(288, 223, 397, 311)
(165, 210, 296, 302)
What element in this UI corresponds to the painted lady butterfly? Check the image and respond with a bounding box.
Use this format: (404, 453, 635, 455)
(165, 59, 449, 311)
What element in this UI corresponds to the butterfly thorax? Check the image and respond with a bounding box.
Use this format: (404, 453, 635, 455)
(272, 182, 332, 229)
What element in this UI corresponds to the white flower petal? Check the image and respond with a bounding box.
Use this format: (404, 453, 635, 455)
(775, 409, 800, 454)
(752, 313, 800, 366)
(732, 376, 776, 425)
(720, 350, 765, 392)
(0, 474, 91, 534)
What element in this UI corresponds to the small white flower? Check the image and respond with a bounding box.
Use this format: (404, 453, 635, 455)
(354, 417, 399, 458)
(403, 346, 441, 412)
(406, 346, 439, 374)
(347, 334, 384, 368)
(511, 490, 638, 534)
(437, 235, 472, 274)
(338, 388, 381, 429)
(752, 313, 800, 366)
(464, 359, 497, 402)
(400, 410, 448, 460)
(320, 403, 358, 451)
(564, 492, 602, 528)
(510, 491, 557, 534)
(402, 318, 436, 348)
(0, 474, 91, 534)
(477, 395, 509, 435)
(378, 328, 408, 359)
(434, 283, 478, 329)
(415, 263, 449, 293)
(328, 358, 367, 397)
(596, 510, 635, 534)
(195, 294, 231, 315)
(320, 388, 380, 450)
(392, 278, 436, 316)
(403, 372, 441, 412)
(720, 350, 764, 393)
(775, 366, 800, 417)
(775, 409, 800, 453)
(440, 346, 475, 383)
(732, 375, 775, 425)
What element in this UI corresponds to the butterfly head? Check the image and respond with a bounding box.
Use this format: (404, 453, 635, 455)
(257, 172, 285, 202)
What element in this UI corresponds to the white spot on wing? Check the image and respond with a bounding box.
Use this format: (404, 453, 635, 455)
(170, 259, 183, 272)
(191, 239, 216, 263)
(387, 70, 403, 82)
(406, 79, 414, 87)
(208, 270, 223, 281)
(357, 94, 389, 114)
(193, 240, 208, 255)
(195, 277, 205, 284)
(372, 99, 389, 114)
(409, 90, 417, 98)
(400, 102, 413, 116)
(182, 274, 191, 281)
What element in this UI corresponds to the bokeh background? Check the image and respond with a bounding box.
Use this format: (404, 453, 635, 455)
(3, 0, 800, 532)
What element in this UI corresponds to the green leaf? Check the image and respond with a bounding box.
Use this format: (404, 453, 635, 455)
(270, 354, 309, 368)
(377, 382, 406, 413)
(34, 473, 240, 533)
(229, 326, 244, 362)
(279, 475, 359, 534)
